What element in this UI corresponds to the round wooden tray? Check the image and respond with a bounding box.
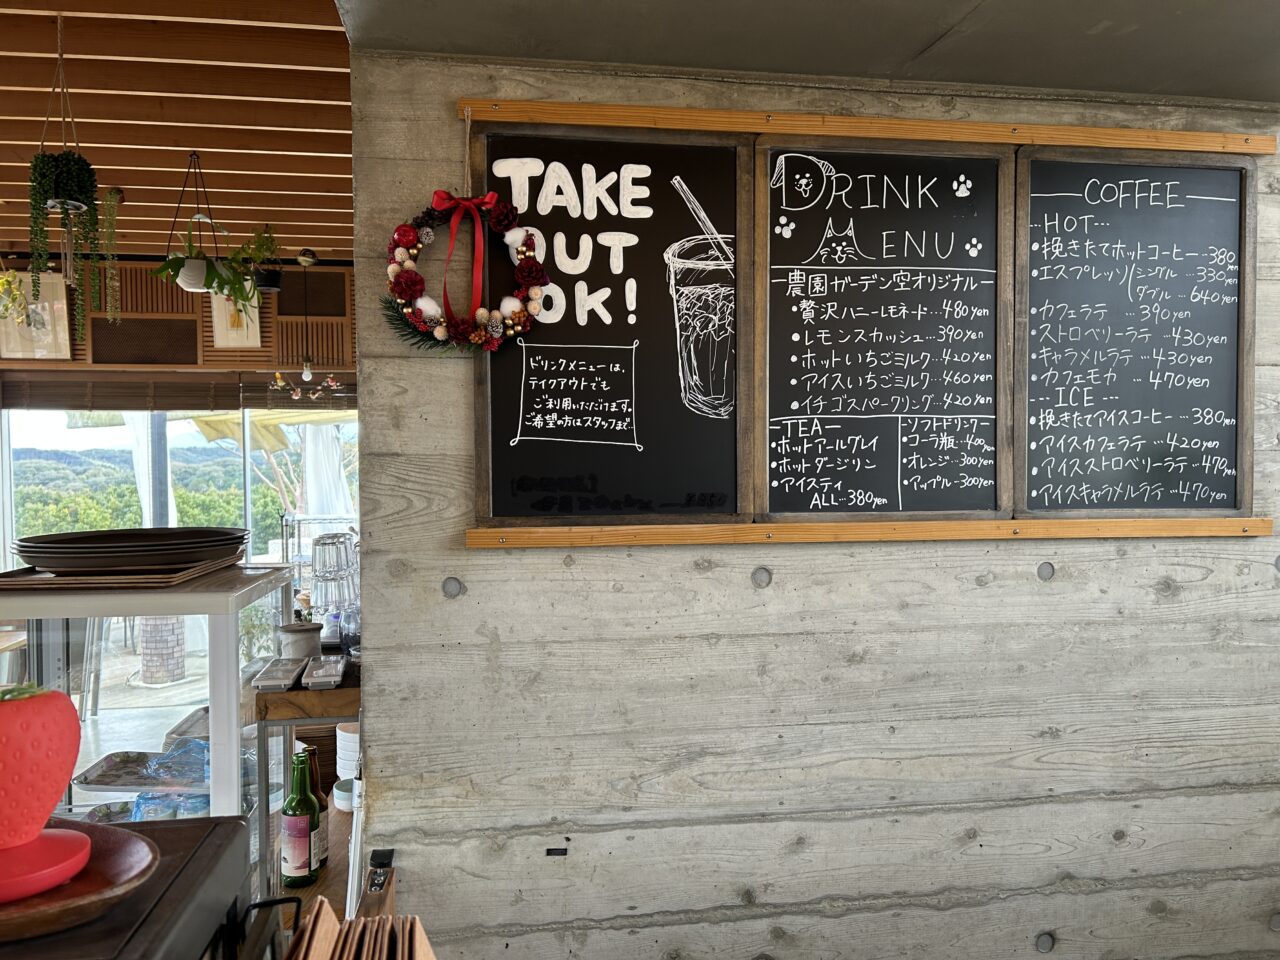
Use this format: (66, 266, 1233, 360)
(0, 819, 159, 942)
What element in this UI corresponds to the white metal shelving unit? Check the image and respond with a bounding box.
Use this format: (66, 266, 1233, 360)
(0, 564, 293, 817)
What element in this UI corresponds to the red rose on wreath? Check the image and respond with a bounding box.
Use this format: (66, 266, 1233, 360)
(393, 223, 419, 248)
(446, 314, 473, 343)
(489, 201, 518, 232)
(483, 336, 502, 351)
(391, 270, 425, 303)
(514, 259, 547, 286)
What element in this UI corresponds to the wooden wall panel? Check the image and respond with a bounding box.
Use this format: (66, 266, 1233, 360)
(275, 317, 351, 369)
(353, 53, 1280, 959)
(112, 262, 201, 316)
(0, 3, 352, 258)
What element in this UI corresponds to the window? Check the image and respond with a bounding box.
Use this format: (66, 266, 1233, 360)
(0, 408, 359, 569)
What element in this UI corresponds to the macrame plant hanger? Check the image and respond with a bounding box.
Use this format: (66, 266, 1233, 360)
(40, 15, 83, 288)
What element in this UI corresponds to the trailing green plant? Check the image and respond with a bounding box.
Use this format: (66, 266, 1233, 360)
(27, 154, 54, 291)
(28, 150, 99, 340)
(100, 187, 122, 323)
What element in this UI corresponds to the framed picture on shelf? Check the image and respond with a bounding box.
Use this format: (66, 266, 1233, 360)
(0, 271, 72, 360)
(210, 286, 261, 349)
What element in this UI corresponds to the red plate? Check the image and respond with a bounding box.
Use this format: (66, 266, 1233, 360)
(0, 828, 91, 904)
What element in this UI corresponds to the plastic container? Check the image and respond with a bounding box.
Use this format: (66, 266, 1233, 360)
(332, 778, 354, 813)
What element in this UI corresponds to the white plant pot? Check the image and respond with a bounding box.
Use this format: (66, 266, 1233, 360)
(176, 258, 209, 292)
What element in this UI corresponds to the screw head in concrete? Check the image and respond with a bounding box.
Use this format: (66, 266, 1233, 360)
(442, 576, 465, 599)
(751, 566, 773, 588)
(1268, 913, 1280, 932)
(1035, 932, 1055, 953)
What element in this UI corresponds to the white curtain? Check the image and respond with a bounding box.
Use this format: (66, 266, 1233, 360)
(121, 412, 205, 656)
(122, 412, 177, 527)
(302, 423, 354, 522)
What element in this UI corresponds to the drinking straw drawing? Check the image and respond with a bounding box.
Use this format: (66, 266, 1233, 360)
(665, 176, 736, 418)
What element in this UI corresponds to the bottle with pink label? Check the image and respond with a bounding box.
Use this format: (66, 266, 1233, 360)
(280, 751, 318, 887)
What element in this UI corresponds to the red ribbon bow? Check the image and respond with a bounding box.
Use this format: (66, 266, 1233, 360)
(431, 190, 499, 324)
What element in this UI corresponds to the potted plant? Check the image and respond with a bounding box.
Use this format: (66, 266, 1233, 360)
(28, 150, 99, 340)
(154, 214, 223, 294)
(156, 215, 261, 314)
(244, 225, 282, 293)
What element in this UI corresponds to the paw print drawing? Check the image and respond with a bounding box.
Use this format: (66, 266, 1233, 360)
(952, 175, 973, 198)
(774, 216, 796, 239)
(794, 173, 814, 198)
(964, 237, 983, 258)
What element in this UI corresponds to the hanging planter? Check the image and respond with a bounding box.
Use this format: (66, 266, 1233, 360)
(253, 268, 283, 292)
(245, 225, 282, 292)
(153, 153, 259, 314)
(176, 259, 208, 292)
(155, 215, 258, 314)
(27, 17, 99, 342)
(154, 214, 217, 293)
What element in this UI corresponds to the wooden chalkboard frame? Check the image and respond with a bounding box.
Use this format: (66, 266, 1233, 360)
(753, 137, 1016, 522)
(462, 100, 1271, 544)
(471, 123, 758, 527)
(1013, 146, 1257, 519)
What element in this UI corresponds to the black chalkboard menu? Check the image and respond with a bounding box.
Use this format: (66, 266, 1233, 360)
(1023, 153, 1251, 512)
(484, 134, 740, 518)
(766, 148, 1006, 514)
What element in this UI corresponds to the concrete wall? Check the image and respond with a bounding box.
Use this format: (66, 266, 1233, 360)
(352, 53, 1280, 958)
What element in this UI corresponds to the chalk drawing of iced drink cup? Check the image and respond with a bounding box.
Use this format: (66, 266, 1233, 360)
(664, 176, 735, 419)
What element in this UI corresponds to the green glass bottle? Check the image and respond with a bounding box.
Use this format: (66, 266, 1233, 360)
(305, 744, 328, 868)
(280, 751, 318, 888)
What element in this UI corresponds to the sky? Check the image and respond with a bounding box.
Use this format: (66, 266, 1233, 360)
(6, 412, 212, 451)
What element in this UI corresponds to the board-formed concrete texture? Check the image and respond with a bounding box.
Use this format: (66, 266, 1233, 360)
(352, 55, 1280, 957)
(337, 0, 1280, 105)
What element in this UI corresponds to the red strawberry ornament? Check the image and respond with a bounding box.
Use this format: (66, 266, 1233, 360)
(0, 685, 81, 850)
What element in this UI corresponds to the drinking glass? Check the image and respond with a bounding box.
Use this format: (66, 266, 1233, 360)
(311, 533, 355, 578)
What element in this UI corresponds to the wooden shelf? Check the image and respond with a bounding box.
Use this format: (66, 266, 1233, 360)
(467, 517, 1273, 549)
(458, 99, 1277, 154)
(255, 668, 360, 723)
(298, 803, 352, 920)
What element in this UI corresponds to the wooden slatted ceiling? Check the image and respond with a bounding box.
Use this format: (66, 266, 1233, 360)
(0, 2, 353, 257)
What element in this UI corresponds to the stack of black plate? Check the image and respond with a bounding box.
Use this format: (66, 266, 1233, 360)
(10, 528, 249, 574)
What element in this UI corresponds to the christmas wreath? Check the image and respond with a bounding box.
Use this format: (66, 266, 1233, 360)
(380, 190, 549, 353)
